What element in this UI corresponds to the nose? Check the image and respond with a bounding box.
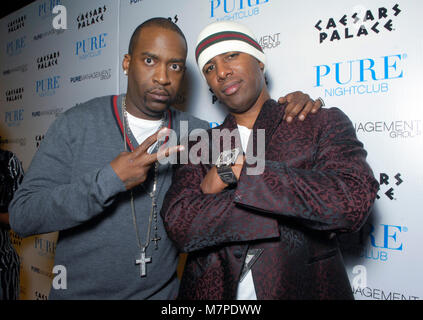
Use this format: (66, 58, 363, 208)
(216, 61, 233, 81)
(153, 63, 170, 85)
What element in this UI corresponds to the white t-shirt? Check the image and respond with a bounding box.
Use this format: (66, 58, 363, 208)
(126, 111, 163, 153)
(235, 124, 257, 300)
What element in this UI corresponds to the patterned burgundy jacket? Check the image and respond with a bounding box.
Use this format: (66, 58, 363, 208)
(161, 99, 379, 300)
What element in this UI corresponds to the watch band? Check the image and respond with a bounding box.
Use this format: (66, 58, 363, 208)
(216, 165, 237, 187)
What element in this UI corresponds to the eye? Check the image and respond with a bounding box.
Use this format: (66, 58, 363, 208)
(170, 63, 183, 72)
(144, 57, 154, 65)
(204, 64, 215, 74)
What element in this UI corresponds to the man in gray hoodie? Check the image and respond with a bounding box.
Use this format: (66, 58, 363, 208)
(9, 17, 321, 299)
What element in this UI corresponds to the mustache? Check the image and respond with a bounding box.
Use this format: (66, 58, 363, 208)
(147, 87, 170, 96)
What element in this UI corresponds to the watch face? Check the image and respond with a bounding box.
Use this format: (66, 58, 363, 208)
(216, 148, 240, 167)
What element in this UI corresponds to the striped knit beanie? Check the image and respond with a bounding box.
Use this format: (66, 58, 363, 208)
(195, 21, 266, 78)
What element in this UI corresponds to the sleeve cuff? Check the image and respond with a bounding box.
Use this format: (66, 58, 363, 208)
(95, 164, 127, 203)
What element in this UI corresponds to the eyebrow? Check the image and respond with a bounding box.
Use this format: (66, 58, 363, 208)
(203, 51, 232, 67)
(141, 51, 159, 59)
(141, 51, 185, 64)
(204, 58, 214, 66)
(169, 58, 186, 64)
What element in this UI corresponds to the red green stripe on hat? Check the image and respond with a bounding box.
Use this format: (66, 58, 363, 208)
(195, 31, 263, 62)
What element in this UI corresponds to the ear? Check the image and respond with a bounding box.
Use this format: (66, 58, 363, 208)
(259, 61, 265, 72)
(122, 54, 131, 73)
(181, 66, 186, 80)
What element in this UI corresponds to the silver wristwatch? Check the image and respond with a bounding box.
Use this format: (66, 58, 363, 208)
(215, 148, 240, 187)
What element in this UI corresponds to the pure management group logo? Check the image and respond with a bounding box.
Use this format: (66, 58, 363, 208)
(355, 120, 422, 139)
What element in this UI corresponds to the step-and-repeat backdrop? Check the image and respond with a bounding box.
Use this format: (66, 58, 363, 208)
(0, 0, 421, 300)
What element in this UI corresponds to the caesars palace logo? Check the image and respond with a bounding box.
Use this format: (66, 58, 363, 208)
(5, 87, 24, 102)
(37, 51, 60, 70)
(7, 15, 26, 33)
(77, 5, 107, 30)
(315, 3, 402, 44)
(377, 172, 403, 201)
(35, 134, 45, 148)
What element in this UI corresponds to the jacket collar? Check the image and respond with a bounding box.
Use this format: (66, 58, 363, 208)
(219, 99, 285, 152)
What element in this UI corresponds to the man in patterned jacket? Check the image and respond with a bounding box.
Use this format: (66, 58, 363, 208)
(161, 21, 379, 300)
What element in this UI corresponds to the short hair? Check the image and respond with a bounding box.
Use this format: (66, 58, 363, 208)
(128, 17, 187, 55)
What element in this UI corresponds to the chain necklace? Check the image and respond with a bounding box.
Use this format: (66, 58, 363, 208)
(121, 96, 164, 277)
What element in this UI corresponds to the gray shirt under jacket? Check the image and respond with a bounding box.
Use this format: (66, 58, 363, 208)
(9, 94, 209, 300)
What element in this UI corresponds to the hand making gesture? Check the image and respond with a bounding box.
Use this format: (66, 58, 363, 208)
(111, 128, 184, 190)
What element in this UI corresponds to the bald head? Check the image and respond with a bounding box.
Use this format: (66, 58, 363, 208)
(128, 17, 187, 55)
